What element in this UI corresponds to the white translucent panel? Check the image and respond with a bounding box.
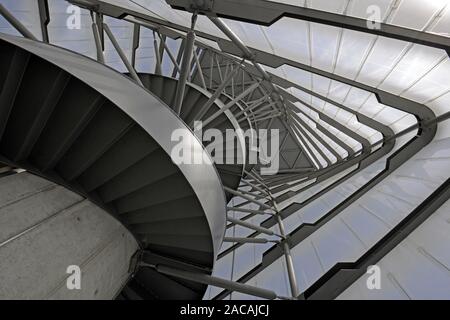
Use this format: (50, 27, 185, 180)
(434, 119, 450, 141)
(224, 20, 272, 54)
(321, 102, 339, 116)
(339, 201, 450, 300)
(389, 114, 417, 134)
(301, 198, 334, 224)
(310, 219, 367, 270)
(102, 0, 165, 20)
(230, 281, 262, 300)
(250, 259, 291, 297)
(346, 115, 364, 135)
(359, 95, 385, 117)
(267, 67, 309, 95)
(133, 0, 227, 39)
(373, 106, 410, 126)
(135, 26, 158, 73)
(340, 206, 390, 248)
(0, 0, 41, 40)
(312, 73, 331, 96)
(347, 0, 394, 21)
(231, 244, 259, 281)
(264, 34, 447, 112)
(93, 0, 450, 111)
(403, 58, 450, 103)
(310, 23, 341, 72)
(47, 1, 96, 58)
(261, 18, 310, 64)
(390, 171, 443, 196)
(103, 17, 134, 73)
(353, 122, 380, 144)
(295, 102, 317, 119)
(279, 164, 358, 207)
(281, 65, 313, 90)
(133, 0, 190, 28)
(306, 0, 348, 13)
(195, 16, 227, 38)
(333, 108, 353, 124)
(0, 15, 21, 38)
(379, 44, 446, 95)
(291, 241, 326, 291)
(311, 95, 326, 110)
(430, 5, 450, 37)
(285, 132, 449, 294)
(293, 92, 379, 149)
(327, 80, 351, 104)
(356, 37, 409, 87)
(418, 136, 450, 158)
(285, 178, 316, 194)
(283, 210, 305, 235)
(334, 29, 376, 80)
(402, 201, 450, 269)
(343, 87, 372, 110)
(427, 90, 450, 116)
(387, 0, 447, 31)
(338, 265, 410, 299)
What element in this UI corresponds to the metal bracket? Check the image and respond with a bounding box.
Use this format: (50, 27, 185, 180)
(188, 0, 214, 12)
(193, 0, 214, 12)
(128, 250, 143, 275)
(168, 0, 214, 13)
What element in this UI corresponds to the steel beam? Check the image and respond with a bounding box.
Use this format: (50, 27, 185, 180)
(0, 4, 38, 40)
(223, 237, 271, 244)
(102, 23, 143, 86)
(90, 12, 105, 63)
(227, 206, 273, 216)
(227, 216, 276, 236)
(174, 28, 196, 114)
(303, 178, 450, 299)
(154, 264, 278, 300)
(167, 0, 450, 55)
(37, 0, 50, 43)
(202, 81, 261, 127)
(152, 31, 162, 75)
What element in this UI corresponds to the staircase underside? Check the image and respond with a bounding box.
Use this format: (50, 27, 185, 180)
(0, 33, 227, 299)
(135, 73, 253, 200)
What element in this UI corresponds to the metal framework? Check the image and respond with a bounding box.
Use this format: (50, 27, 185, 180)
(0, 0, 449, 300)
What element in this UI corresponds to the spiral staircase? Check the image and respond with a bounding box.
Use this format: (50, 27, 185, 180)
(134, 73, 252, 199)
(0, 33, 231, 299)
(1, 0, 449, 301)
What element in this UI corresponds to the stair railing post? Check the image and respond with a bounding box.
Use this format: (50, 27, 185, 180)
(174, 13, 197, 115)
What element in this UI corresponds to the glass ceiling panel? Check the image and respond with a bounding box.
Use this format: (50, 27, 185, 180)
(267, 0, 450, 36)
(74, 1, 450, 115)
(0, 0, 41, 40)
